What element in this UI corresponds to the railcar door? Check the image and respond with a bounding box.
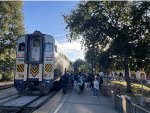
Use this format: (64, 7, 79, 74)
(25, 35, 43, 81)
(15, 36, 27, 81)
(43, 36, 55, 80)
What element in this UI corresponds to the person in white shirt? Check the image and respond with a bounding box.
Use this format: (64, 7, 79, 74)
(93, 77, 99, 97)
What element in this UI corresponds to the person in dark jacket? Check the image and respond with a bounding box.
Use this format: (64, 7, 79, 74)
(98, 74, 103, 89)
(61, 72, 69, 94)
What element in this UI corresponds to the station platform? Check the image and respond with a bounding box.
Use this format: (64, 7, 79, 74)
(34, 88, 117, 113)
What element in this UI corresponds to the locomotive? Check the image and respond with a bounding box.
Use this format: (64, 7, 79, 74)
(14, 31, 72, 95)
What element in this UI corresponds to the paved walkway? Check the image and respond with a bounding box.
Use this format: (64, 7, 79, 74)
(35, 88, 117, 113)
(53, 89, 117, 113)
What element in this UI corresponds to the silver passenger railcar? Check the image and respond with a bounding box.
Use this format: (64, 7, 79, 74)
(15, 31, 71, 95)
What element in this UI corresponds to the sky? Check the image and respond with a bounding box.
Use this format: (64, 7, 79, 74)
(23, 1, 84, 62)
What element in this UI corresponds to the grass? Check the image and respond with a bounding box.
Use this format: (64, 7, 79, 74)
(111, 80, 150, 97)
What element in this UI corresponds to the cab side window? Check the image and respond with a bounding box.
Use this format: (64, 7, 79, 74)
(45, 43, 53, 52)
(18, 42, 25, 51)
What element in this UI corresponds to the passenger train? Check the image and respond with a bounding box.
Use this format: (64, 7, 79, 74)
(14, 31, 72, 95)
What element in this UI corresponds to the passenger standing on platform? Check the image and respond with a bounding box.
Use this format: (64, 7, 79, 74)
(73, 73, 78, 91)
(70, 72, 75, 87)
(61, 72, 69, 94)
(93, 77, 99, 97)
(84, 73, 89, 91)
(85, 74, 91, 89)
(78, 74, 84, 93)
(98, 73, 103, 89)
(90, 74, 95, 88)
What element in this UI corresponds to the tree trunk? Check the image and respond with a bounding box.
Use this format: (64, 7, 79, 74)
(124, 54, 132, 93)
(92, 42, 95, 75)
(92, 57, 94, 74)
(93, 53, 96, 74)
(9, 48, 11, 80)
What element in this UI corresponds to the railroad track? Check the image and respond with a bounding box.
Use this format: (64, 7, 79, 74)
(0, 91, 57, 113)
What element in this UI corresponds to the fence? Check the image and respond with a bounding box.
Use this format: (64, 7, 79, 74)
(112, 93, 150, 113)
(130, 103, 150, 113)
(115, 95, 123, 113)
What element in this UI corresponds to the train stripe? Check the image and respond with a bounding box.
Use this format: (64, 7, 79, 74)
(47, 67, 51, 72)
(30, 65, 39, 77)
(17, 64, 24, 72)
(46, 65, 52, 72)
(45, 64, 52, 72)
(45, 66, 51, 71)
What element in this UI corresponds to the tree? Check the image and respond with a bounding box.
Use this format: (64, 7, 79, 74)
(73, 59, 89, 72)
(131, 1, 150, 72)
(64, 2, 109, 74)
(64, 1, 150, 93)
(0, 1, 25, 81)
(0, 1, 24, 48)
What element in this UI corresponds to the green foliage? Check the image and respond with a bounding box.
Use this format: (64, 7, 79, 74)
(0, 49, 16, 81)
(0, 1, 25, 81)
(64, 1, 150, 70)
(0, 1, 24, 50)
(73, 59, 89, 72)
(64, 1, 150, 92)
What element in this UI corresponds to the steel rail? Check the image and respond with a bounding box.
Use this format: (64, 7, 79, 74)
(0, 91, 58, 113)
(0, 95, 40, 113)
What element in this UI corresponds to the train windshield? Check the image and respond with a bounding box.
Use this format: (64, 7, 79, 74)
(29, 38, 41, 61)
(33, 39, 40, 47)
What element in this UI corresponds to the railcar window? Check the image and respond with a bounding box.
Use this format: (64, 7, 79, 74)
(18, 42, 25, 51)
(33, 39, 40, 47)
(45, 43, 53, 52)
